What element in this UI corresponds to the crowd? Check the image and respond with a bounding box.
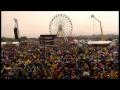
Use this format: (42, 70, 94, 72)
(1, 42, 119, 79)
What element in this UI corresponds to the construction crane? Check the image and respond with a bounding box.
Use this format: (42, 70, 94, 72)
(91, 14, 105, 41)
(14, 18, 20, 42)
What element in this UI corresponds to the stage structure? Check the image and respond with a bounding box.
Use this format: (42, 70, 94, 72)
(39, 35, 57, 46)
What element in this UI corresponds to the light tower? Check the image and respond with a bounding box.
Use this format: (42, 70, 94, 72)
(91, 14, 105, 41)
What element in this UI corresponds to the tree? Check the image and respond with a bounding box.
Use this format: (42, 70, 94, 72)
(20, 36, 28, 41)
(1, 37, 15, 42)
(1, 37, 6, 42)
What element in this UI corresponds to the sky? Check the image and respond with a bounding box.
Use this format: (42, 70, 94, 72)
(1, 11, 119, 38)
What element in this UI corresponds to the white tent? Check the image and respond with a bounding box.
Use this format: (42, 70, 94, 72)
(1, 42, 7, 47)
(73, 39, 78, 43)
(12, 42, 20, 46)
(88, 41, 111, 45)
(69, 39, 78, 44)
(1, 42, 20, 47)
(1, 42, 7, 45)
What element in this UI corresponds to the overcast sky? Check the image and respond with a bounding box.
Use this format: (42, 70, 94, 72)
(1, 11, 119, 38)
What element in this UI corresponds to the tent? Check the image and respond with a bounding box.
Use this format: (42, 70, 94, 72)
(12, 42, 20, 46)
(69, 39, 78, 44)
(1, 42, 7, 47)
(87, 41, 111, 45)
(1, 42, 7, 45)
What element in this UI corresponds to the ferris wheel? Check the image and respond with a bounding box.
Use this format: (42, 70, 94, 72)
(49, 14, 73, 42)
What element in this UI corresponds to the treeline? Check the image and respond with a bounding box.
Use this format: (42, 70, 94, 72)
(1, 36, 38, 42)
(1, 34, 119, 42)
(74, 34, 119, 41)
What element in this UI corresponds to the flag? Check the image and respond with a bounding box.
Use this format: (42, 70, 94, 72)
(85, 49, 88, 54)
(50, 55, 53, 60)
(83, 55, 86, 59)
(33, 55, 36, 59)
(25, 59, 30, 65)
(97, 50, 101, 54)
(6, 54, 9, 60)
(55, 65, 59, 78)
(53, 64, 56, 68)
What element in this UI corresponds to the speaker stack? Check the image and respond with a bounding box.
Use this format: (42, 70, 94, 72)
(14, 27, 19, 39)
